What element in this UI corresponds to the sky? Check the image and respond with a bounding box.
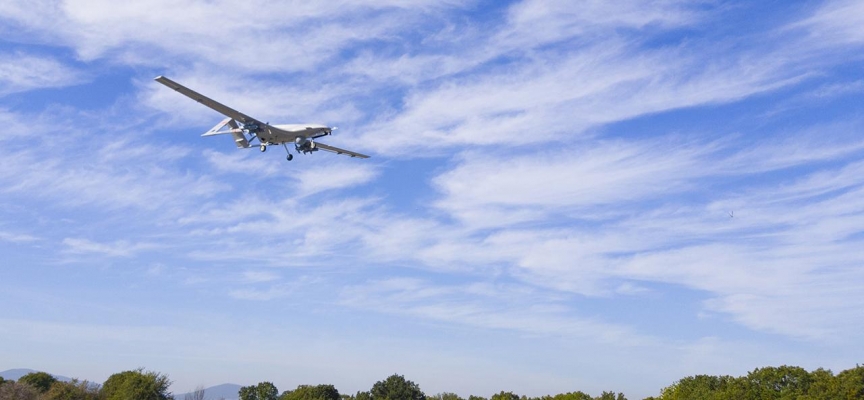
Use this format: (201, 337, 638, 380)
(1, 0, 863, 399)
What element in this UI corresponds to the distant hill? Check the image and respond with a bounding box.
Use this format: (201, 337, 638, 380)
(173, 383, 242, 400)
(0, 368, 72, 382)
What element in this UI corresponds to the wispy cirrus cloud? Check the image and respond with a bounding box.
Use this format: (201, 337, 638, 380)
(157, 119, 864, 342)
(0, 52, 85, 96)
(241, 270, 281, 284)
(0, 230, 38, 243)
(432, 139, 714, 223)
(294, 162, 380, 197)
(202, 149, 381, 196)
(340, 278, 654, 346)
(62, 237, 158, 258)
(229, 286, 295, 301)
(229, 275, 320, 301)
(354, 38, 811, 156)
(0, 0, 473, 71)
(497, 0, 701, 47)
(796, 0, 864, 45)
(0, 108, 227, 215)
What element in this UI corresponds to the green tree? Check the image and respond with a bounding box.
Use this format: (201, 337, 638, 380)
(42, 379, 100, 400)
(280, 385, 340, 400)
(428, 393, 464, 400)
(746, 365, 812, 399)
(356, 391, 372, 400)
(713, 376, 751, 400)
(835, 365, 864, 400)
(240, 382, 279, 400)
(18, 371, 57, 393)
(101, 369, 172, 400)
(490, 392, 519, 400)
(798, 368, 838, 400)
(370, 375, 425, 400)
(467, 396, 487, 400)
(593, 392, 625, 400)
(657, 374, 736, 400)
(0, 377, 6, 386)
(551, 392, 592, 400)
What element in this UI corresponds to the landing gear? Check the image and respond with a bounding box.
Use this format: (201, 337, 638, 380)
(260, 144, 267, 152)
(282, 143, 294, 161)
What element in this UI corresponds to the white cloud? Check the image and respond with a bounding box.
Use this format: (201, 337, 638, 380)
(294, 162, 380, 196)
(0, 0, 472, 72)
(241, 270, 281, 284)
(152, 119, 864, 342)
(354, 39, 809, 156)
(498, 0, 699, 48)
(433, 139, 711, 220)
(229, 275, 320, 300)
(796, 0, 864, 45)
(0, 231, 38, 243)
(182, 197, 382, 266)
(340, 278, 654, 346)
(228, 286, 294, 301)
(62, 238, 158, 257)
(0, 108, 229, 215)
(0, 52, 84, 96)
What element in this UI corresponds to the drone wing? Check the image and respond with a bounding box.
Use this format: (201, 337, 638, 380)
(156, 76, 369, 159)
(154, 76, 261, 125)
(314, 142, 370, 158)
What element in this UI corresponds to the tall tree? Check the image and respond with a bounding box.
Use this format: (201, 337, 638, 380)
(551, 392, 592, 400)
(280, 384, 340, 400)
(746, 365, 812, 398)
(101, 369, 172, 400)
(593, 392, 625, 400)
(370, 375, 426, 400)
(490, 392, 519, 400)
(18, 371, 57, 393)
(804, 368, 839, 400)
(835, 365, 864, 400)
(240, 382, 279, 400)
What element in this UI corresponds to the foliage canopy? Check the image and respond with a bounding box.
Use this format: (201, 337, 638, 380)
(18, 372, 57, 394)
(370, 374, 426, 400)
(101, 369, 172, 400)
(240, 381, 279, 400)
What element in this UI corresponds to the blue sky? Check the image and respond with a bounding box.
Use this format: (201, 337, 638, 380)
(1, 0, 864, 398)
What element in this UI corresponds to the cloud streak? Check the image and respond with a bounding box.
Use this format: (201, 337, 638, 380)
(0, 52, 84, 96)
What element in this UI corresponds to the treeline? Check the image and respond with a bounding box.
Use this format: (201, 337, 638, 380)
(237, 375, 625, 400)
(644, 365, 864, 399)
(1, 364, 862, 400)
(0, 369, 168, 400)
